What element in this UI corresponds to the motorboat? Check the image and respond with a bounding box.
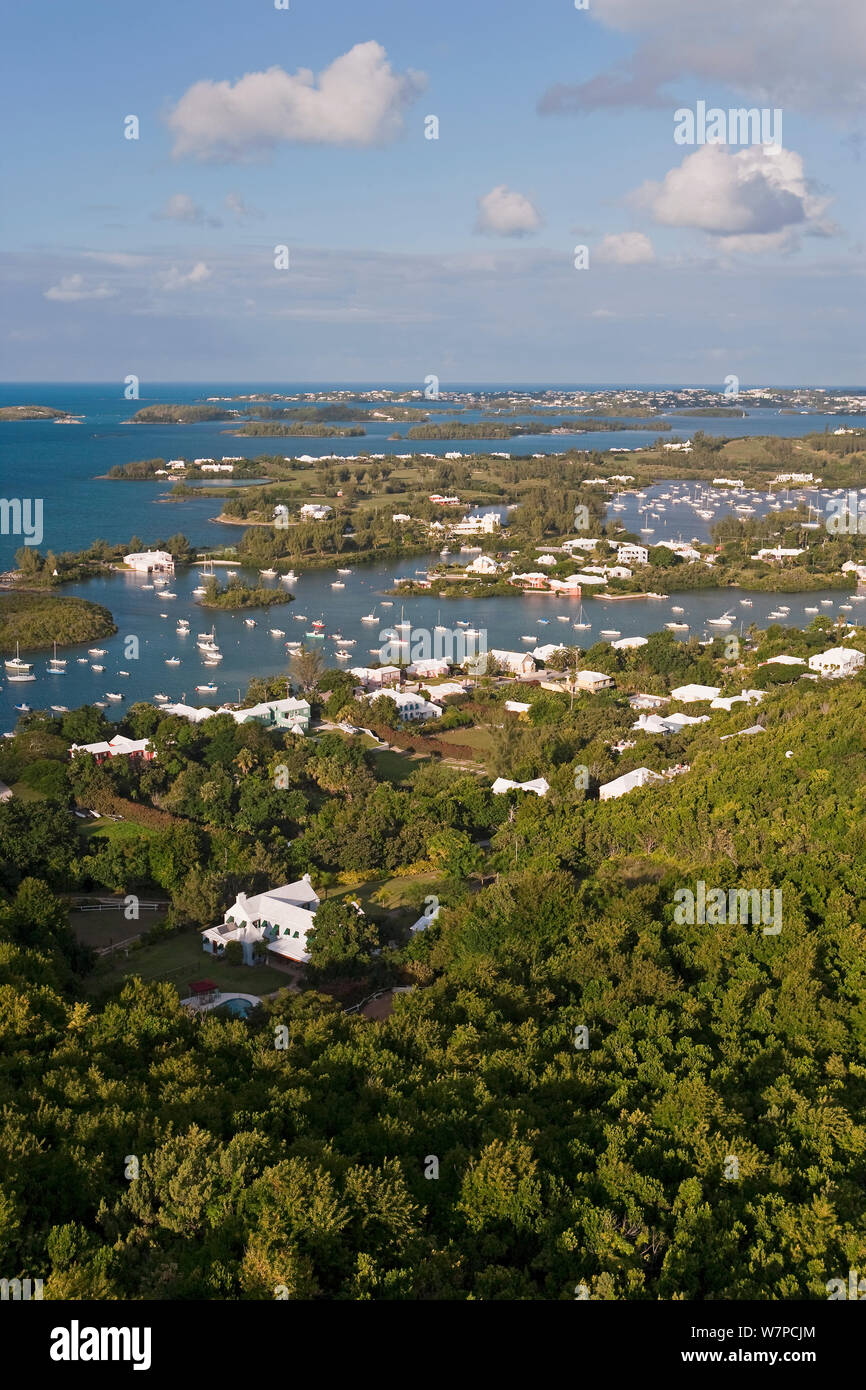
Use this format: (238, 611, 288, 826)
(91, 664, 105, 672)
(707, 611, 735, 627)
(331, 581, 345, 589)
(244, 619, 257, 627)
(166, 657, 181, 666)
(13, 703, 31, 712)
(666, 622, 689, 631)
(600, 629, 621, 638)
(196, 683, 219, 694)
(337, 568, 352, 575)
(520, 635, 537, 643)
(8, 671, 36, 683)
(270, 628, 286, 637)
(259, 568, 277, 578)
(361, 612, 378, 623)
(105, 692, 123, 701)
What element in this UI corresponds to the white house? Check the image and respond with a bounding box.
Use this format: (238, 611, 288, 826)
(391, 513, 411, 523)
(504, 699, 532, 714)
(709, 689, 765, 711)
(491, 776, 550, 797)
(808, 647, 865, 678)
(616, 544, 648, 566)
(299, 503, 332, 521)
(563, 537, 602, 553)
(536, 554, 558, 567)
(453, 512, 500, 535)
(466, 554, 498, 575)
(406, 657, 451, 679)
(124, 550, 174, 574)
(368, 690, 442, 720)
(161, 697, 310, 732)
(629, 692, 668, 710)
(599, 767, 662, 801)
(752, 547, 806, 563)
(670, 684, 721, 703)
(632, 713, 708, 735)
(489, 649, 537, 675)
(350, 666, 402, 690)
(574, 669, 615, 693)
(763, 654, 807, 667)
(202, 877, 321, 966)
(70, 734, 155, 761)
(611, 635, 648, 650)
(548, 574, 583, 593)
(533, 643, 568, 663)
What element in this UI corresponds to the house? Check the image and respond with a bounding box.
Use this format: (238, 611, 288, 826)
(616, 544, 648, 566)
(350, 665, 402, 690)
(299, 503, 332, 521)
(490, 649, 537, 675)
(629, 693, 668, 710)
(752, 547, 806, 563)
(611, 635, 648, 650)
(548, 574, 582, 594)
(69, 735, 155, 762)
(491, 776, 550, 797)
(654, 540, 701, 562)
(599, 767, 662, 801)
(563, 537, 602, 554)
(670, 683, 721, 703)
(762, 654, 807, 667)
(161, 697, 310, 733)
(123, 549, 174, 574)
(410, 901, 441, 934)
(202, 877, 321, 966)
(509, 572, 549, 590)
(632, 713, 709, 735)
(533, 643, 568, 664)
(466, 554, 498, 575)
(391, 513, 411, 523)
(808, 647, 865, 678)
(504, 699, 532, 714)
(720, 724, 766, 740)
(424, 680, 469, 700)
(709, 690, 764, 711)
(606, 566, 633, 580)
(571, 572, 609, 586)
(367, 690, 442, 721)
(536, 554, 558, 567)
(406, 657, 451, 679)
(574, 669, 614, 693)
(453, 512, 500, 535)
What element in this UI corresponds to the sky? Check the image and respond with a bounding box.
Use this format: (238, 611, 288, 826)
(1, 0, 864, 385)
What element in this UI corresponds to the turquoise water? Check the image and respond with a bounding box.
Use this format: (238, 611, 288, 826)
(222, 998, 254, 1018)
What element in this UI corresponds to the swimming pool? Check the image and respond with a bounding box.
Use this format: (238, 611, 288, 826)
(222, 998, 254, 1018)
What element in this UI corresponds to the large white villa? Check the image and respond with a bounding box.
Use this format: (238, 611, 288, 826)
(202, 877, 321, 967)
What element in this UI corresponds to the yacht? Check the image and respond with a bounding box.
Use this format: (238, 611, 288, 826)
(739, 599, 753, 607)
(600, 629, 621, 638)
(244, 618, 257, 627)
(153, 693, 170, 702)
(671, 606, 684, 614)
(77, 657, 88, 664)
(88, 648, 107, 656)
(520, 635, 537, 643)
(259, 568, 277, 578)
(280, 570, 298, 583)
(337, 568, 352, 575)
(13, 702, 31, 712)
(166, 657, 181, 666)
(269, 628, 286, 637)
(804, 606, 818, 614)
(118, 671, 130, 677)
(90, 664, 104, 672)
(557, 615, 570, 623)
(5, 643, 32, 672)
(381, 601, 393, 608)
(666, 622, 689, 631)
(331, 581, 345, 590)
(196, 683, 219, 695)
(105, 692, 123, 701)
(8, 670, 36, 683)
(820, 600, 834, 606)
(161, 591, 177, 599)
(707, 611, 735, 627)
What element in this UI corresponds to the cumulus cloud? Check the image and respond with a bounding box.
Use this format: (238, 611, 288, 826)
(44, 274, 115, 302)
(157, 262, 213, 291)
(538, 0, 866, 116)
(224, 191, 261, 220)
(167, 42, 426, 159)
(475, 185, 542, 237)
(633, 145, 833, 250)
(595, 231, 656, 264)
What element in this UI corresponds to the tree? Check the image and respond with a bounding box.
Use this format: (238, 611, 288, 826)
(305, 898, 378, 976)
(290, 644, 327, 693)
(224, 940, 244, 967)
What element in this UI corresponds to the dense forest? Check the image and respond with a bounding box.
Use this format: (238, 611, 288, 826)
(1, 636, 865, 1299)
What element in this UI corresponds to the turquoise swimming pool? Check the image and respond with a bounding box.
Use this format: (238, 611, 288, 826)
(223, 998, 254, 1018)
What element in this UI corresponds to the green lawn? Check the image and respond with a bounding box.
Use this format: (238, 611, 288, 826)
(9, 781, 47, 803)
(84, 930, 283, 999)
(77, 818, 159, 844)
(435, 726, 494, 753)
(70, 907, 159, 949)
(370, 748, 423, 783)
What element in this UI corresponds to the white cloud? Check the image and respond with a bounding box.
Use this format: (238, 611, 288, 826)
(158, 193, 205, 222)
(157, 262, 213, 291)
(539, 0, 866, 116)
(633, 145, 833, 250)
(44, 274, 115, 302)
(595, 231, 656, 264)
(167, 42, 426, 159)
(475, 185, 542, 238)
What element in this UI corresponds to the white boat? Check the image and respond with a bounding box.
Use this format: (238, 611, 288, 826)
(381, 601, 393, 608)
(8, 671, 36, 682)
(335, 651, 350, 661)
(192, 586, 206, 595)
(140, 583, 154, 591)
(176, 625, 189, 634)
(361, 612, 378, 623)
(331, 581, 345, 590)
(600, 629, 621, 638)
(839, 604, 853, 612)
(557, 615, 570, 623)
(280, 571, 298, 583)
(244, 619, 257, 627)
(671, 606, 684, 614)
(259, 568, 277, 578)
(88, 648, 107, 656)
(118, 671, 130, 677)
(77, 657, 88, 663)
(91, 664, 104, 672)
(768, 610, 785, 620)
(804, 606, 818, 613)
(166, 657, 181, 666)
(13, 702, 31, 711)
(93, 701, 107, 708)
(196, 683, 219, 694)
(105, 692, 123, 701)
(739, 599, 752, 607)
(5, 643, 32, 671)
(337, 568, 352, 575)
(162, 592, 177, 599)
(520, 635, 537, 643)
(707, 611, 735, 627)
(270, 628, 285, 637)
(48, 642, 67, 668)
(666, 622, 689, 631)
(204, 652, 222, 662)
(153, 693, 170, 701)
(820, 600, 833, 606)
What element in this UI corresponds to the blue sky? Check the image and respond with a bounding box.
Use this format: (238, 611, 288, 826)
(1, 0, 864, 383)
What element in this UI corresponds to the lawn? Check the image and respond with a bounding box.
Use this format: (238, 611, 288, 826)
(84, 930, 283, 999)
(77, 818, 159, 844)
(70, 907, 162, 950)
(435, 726, 495, 753)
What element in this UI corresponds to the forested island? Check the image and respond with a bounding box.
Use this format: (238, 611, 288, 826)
(0, 405, 78, 421)
(232, 423, 366, 438)
(404, 418, 672, 439)
(198, 576, 294, 610)
(127, 404, 239, 424)
(0, 591, 116, 651)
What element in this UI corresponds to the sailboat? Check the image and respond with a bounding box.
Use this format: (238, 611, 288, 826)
(48, 642, 67, 670)
(572, 604, 592, 631)
(5, 642, 32, 672)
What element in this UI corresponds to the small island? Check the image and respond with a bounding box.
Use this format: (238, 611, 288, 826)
(198, 577, 294, 611)
(0, 405, 80, 422)
(127, 404, 239, 424)
(231, 422, 366, 438)
(0, 591, 117, 651)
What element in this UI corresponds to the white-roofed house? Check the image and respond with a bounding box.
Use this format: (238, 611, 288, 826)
(491, 776, 550, 797)
(466, 554, 498, 574)
(202, 876, 321, 967)
(367, 690, 442, 721)
(670, 684, 721, 703)
(489, 649, 537, 675)
(599, 767, 662, 801)
(574, 669, 615, 693)
(808, 647, 865, 678)
(611, 635, 648, 650)
(69, 734, 156, 762)
(123, 549, 174, 573)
